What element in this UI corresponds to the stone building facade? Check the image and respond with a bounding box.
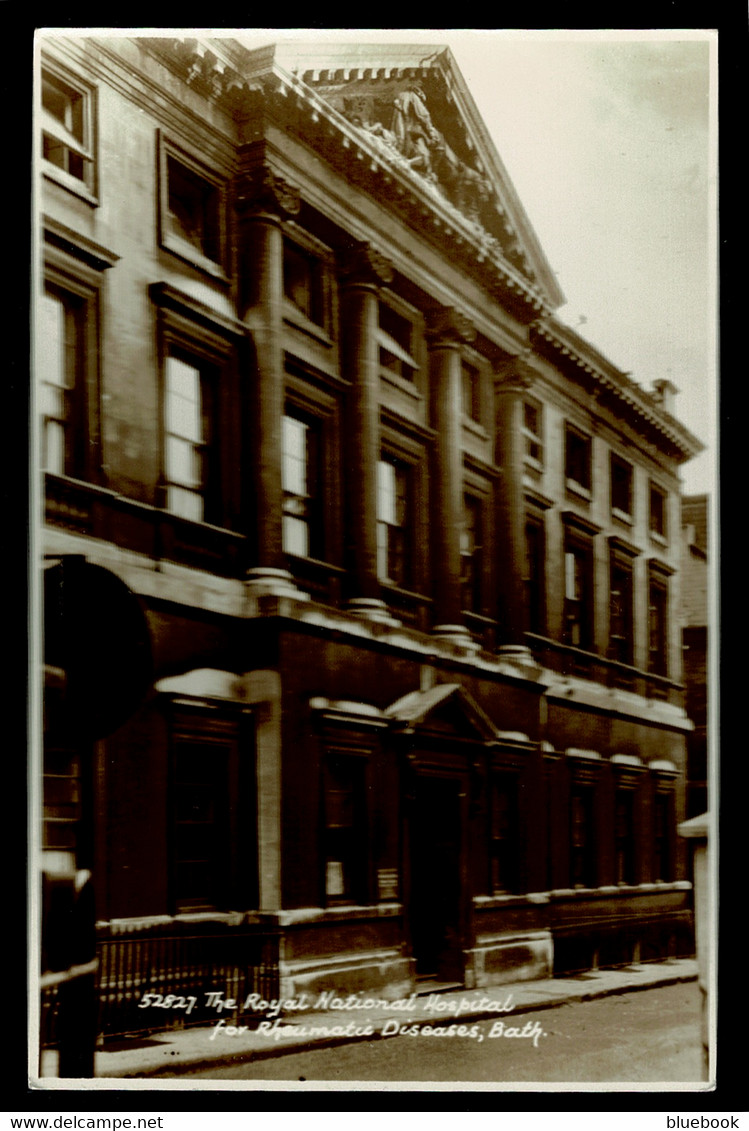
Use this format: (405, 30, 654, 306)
(37, 35, 703, 1016)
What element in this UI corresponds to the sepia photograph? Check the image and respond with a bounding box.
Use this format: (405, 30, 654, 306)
(30, 26, 717, 1094)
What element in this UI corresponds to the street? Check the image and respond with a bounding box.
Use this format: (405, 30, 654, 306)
(182, 981, 705, 1085)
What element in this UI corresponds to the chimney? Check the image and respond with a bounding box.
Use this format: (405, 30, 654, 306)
(652, 378, 678, 414)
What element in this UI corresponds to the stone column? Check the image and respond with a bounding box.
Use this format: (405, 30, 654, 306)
(235, 162, 303, 598)
(494, 354, 537, 661)
(427, 307, 477, 649)
(340, 242, 398, 623)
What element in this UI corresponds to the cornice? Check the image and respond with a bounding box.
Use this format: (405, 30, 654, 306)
(531, 319, 705, 464)
(145, 37, 553, 321)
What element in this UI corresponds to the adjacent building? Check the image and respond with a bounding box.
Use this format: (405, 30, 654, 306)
(36, 35, 704, 1030)
(681, 495, 710, 818)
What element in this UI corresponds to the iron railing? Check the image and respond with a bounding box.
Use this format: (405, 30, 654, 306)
(41, 921, 281, 1046)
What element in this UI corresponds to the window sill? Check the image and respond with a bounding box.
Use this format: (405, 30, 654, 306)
(283, 300, 335, 347)
(649, 530, 669, 548)
(611, 506, 633, 526)
(43, 165, 98, 208)
(284, 552, 345, 575)
(524, 454, 544, 475)
(380, 368, 423, 401)
(565, 479, 592, 501)
(161, 234, 230, 284)
(462, 415, 488, 440)
(379, 581, 431, 603)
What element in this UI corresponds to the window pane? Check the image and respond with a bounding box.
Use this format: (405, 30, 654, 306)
(377, 460, 396, 524)
(40, 294, 67, 387)
(43, 74, 83, 138)
(282, 416, 308, 496)
(611, 457, 632, 513)
(167, 157, 219, 260)
(174, 741, 228, 909)
(565, 552, 577, 601)
(283, 514, 309, 558)
(284, 242, 315, 319)
(167, 355, 200, 400)
(166, 373, 202, 440)
(167, 485, 203, 522)
(324, 757, 365, 903)
(376, 522, 389, 581)
(166, 435, 201, 488)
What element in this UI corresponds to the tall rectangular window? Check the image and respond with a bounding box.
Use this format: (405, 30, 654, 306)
(609, 558, 634, 665)
(614, 789, 636, 884)
(324, 754, 367, 904)
(649, 483, 668, 539)
(171, 711, 252, 914)
(166, 155, 221, 263)
(283, 239, 327, 327)
(377, 457, 410, 586)
(378, 302, 419, 383)
(525, 516, 546, 635)
(42, 65, 95, 193)
(648, 573, 669, 676)
(490, 773, 520, 894)
(174, 740, 230, 911)
(610, 454, 633, 517)
(565, 425, 592, 494)
(523, 400, 544, 465)
(164, 353, 217, 523)
(158, 134, 226, 276)
(563, 537, 594, 650)
(40, 288, 83, 477)
(460, 495, 484, 613)
(282, 413, 321, 559)
(461, 361, 481, 422)
(570, 782, 596, 888)
(653, 791, 673, 882)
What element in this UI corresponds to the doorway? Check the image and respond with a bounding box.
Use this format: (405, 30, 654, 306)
(408, 774, 465, 982)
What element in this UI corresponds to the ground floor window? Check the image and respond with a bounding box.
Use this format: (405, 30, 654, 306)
(570, 781, 597, 888)
(323, 753, 368, 905)
(170, 709, 248, 913)
(490, 772, 520, 894)
(653, 790, 674, 882)
(614, 788, 636, 884)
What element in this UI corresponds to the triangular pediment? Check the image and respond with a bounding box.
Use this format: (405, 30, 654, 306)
(384, 683, 498, 741)
(265, 42, 565, 309)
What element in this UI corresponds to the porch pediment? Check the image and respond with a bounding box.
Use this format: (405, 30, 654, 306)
(384, 682, 499, 741)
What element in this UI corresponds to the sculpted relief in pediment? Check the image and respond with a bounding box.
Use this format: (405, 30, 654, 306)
(323, 78, 529, 276)
(331, 82, 492, 220)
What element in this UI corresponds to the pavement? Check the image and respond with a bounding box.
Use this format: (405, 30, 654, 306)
(83, 957, 698, 1079)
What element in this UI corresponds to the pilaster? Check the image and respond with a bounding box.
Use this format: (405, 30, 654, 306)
(427, 307, 478, 651)
(494, 353, 538, 662)
(235, 157, 303, 596)
(340, 242, 399, 623)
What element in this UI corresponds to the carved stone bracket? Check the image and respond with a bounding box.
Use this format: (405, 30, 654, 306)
(426, 306, 476, 349)
(339, 241, 395, 288)
(234, 166, 301, 220)
(494, 350, 539, 393)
